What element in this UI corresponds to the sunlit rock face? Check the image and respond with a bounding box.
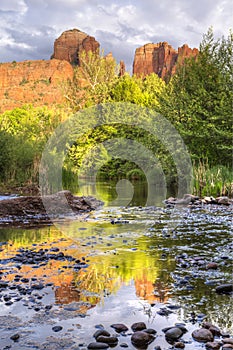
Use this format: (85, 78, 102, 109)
(0, 59, 73, 112)
(133, 42, 198, 79)
(51, 28, 100, 65)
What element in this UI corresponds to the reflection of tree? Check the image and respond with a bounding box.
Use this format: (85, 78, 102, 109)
(152, 280, 170, 303)
(73, 264, 121, 303)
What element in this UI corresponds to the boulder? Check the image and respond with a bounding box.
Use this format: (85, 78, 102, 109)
(131, 331, 155, 347)
(192, 328, 214, 343)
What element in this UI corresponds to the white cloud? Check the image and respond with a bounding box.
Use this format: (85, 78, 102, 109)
(0, 0, 232, 70)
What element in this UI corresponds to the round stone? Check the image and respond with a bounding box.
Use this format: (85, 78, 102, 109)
(165, 327, 183, 340)
(192, 328, 214, 343)
(131, 331, 155, 347)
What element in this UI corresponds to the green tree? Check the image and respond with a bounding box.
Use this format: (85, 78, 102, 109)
(109, 73, 165, 109)
(64, 50, 119, 111)
(160, 28, 233, 166)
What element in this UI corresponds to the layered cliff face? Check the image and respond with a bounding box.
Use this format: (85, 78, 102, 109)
(133, 42, 198, 79)
(51, 29, 100, 64)
(0, 28, 198, 113)
(0, 59, 73, 112)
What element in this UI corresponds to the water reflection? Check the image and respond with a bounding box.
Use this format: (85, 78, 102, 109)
(0, 203, 232, 336)
(67, 179, 166, 207)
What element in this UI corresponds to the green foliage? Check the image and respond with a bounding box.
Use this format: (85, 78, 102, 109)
(0, 105, 64, 185)
(19, 77, 29, 85)
(109, 73, 165, 109)
(64, 49, 119, 110)
(159, 28, 233, 166)
(126, 168, 146, 180)
(193, 161, 233, 197)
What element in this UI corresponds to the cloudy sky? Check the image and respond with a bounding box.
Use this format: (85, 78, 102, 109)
(0, 0, 232, 71)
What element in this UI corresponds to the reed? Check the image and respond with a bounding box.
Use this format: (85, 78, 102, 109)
(193, 161, 233, 197)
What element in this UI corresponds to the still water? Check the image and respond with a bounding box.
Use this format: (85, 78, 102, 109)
(0, 181, 232, 349)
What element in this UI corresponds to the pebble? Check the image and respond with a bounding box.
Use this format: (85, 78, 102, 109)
(174, 341, 185, 348)
(131, 322, 146, 331)
(88, 342, 109, 349)
(131, 331, 155, 347)
(165, 327, 183, 340)
(110, 323, 128, 333)
(96, 336, 118, 344)
(10, 333, 20, 341)
(206, 262, 218, 270)
(93, 330, 110, 339)
(192, 328, 214, 343)
(52, 326, 63, 332)
(205, 342, 221, 349)
(215, 284, 233, 294)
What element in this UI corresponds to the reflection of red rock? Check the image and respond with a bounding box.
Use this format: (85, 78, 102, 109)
(55, 282, 81, 304)
(133, 42, 198, 79)
(135, 274, 170, 303)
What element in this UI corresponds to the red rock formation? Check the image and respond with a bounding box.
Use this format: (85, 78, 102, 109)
(119, 60, 126, 76)
(0, 59, 73, 112)
(52, 28, 100, 65)
(133, 42, 198, 79)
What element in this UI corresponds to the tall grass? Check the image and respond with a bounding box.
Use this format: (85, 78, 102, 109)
(193, 161, 233, 197)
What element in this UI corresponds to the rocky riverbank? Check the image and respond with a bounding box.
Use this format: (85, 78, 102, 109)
(0, 190, 103, 227)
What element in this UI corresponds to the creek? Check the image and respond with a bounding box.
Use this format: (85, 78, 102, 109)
(0, 181, 232, 349)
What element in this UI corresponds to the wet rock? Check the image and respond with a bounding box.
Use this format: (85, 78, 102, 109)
(221, 332, 231, 338)
(154, 347, 162, 350)
(222, 345, 233, 349)
(31, 283, 44, 290)
(0, 281, 9, 288)
(209, 326, 221, 337)
(120, 344, 128, 348)
(215, 284, 233, 294)
(205, 342, 221, 349)
(216, 196, 231, 205)
(165, 327, 183, 340)
(10, 333, 20, 341)
(93, 330, 110, 339)
(144, 328, 157, 335)
(131, 331, 155, 347)
(192, 328, 214, 343)
(222, 339, 233, 345)
(110, 323, 128, 333)
(203, 322, 214, 329)
(206, 262, 218, 270)
(52, 325, 63, 332)
(131, 322, 147, 332)
(174, 341, 185, 348)
(96, 336, 118, 345)
(88, 342, 109, 349)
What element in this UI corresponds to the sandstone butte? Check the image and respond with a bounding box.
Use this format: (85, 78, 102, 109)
(133, 42, 199, 79)
(0, 28, 198, 113)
